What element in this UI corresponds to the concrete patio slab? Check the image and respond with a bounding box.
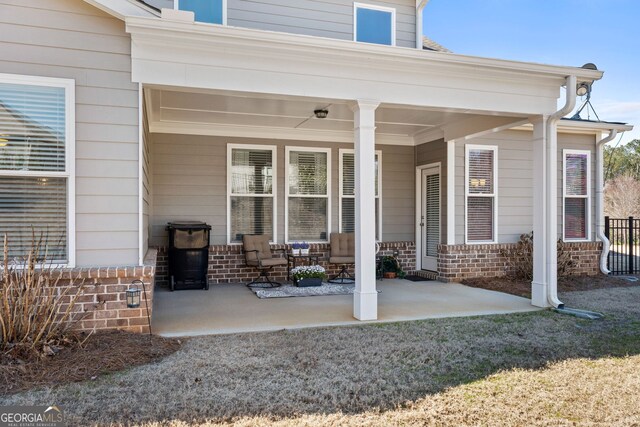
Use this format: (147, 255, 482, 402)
(152, 280, 541, 337)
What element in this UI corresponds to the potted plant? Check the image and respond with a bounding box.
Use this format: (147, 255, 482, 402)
(300, 241, 310, 255)
(291, 265, 326, 287)
(381, 256, 405, 279)
(291, 242, 301, 256)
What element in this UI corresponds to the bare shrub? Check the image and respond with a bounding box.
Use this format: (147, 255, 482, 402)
(501, 232, 574, 280)
(0, 235, 88, 359)
(604, 175, 640, 218)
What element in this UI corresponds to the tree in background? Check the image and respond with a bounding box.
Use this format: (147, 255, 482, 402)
(605, 139, 640, 181)
(604, 175, 640, 218)
(604, 139, 640, 218)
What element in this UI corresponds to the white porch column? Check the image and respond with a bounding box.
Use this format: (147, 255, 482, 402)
(351, 100, 380, 321)
(446, 139, 456, 245)
(531, 116, 549, 307)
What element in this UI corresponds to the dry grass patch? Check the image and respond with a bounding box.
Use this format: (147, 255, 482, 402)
(1, 287, 639, 426)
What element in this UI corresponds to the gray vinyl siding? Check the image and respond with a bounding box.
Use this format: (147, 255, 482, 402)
(227, 0, 417, 48)
(416, 138, 447, 242)
(0, 0, 140, 266)
(149, 134, 414, 246)
(454, 130, 597, 244)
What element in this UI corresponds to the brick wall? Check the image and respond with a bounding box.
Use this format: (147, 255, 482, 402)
(57, 249, 157, 333)
(437, 241, 603, 282)
(155, 241, 416, 286)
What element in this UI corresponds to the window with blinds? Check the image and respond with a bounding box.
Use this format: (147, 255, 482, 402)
(0, 78, 72, 262)
(465, 145, 497, 243)
(563, 150, 590, 240)
(339, 150, 381, 240)
(228, 146, 275, 243)
(286, 148, 330, 242)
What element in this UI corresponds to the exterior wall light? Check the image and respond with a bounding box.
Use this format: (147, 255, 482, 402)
(126, 286, 141, 308)
(314, 109, 329, 119)
(576, 82, 590, 97)
(127, 279, 153, 335)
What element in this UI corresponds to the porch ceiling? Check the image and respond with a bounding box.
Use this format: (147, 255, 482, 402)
(145, 86, 521, 145)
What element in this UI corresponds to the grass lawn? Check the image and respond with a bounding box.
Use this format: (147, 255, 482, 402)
(1, 285, 639, 426)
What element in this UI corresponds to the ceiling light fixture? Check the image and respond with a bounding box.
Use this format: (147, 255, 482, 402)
(314, 109, 329, 119)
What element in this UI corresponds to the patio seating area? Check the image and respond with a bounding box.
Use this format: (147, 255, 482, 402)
(151, 280, 539, 336)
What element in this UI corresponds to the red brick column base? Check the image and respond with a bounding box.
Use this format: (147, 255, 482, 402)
(437, 241, 603, 282)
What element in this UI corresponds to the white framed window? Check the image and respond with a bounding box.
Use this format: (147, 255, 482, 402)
(175, 0, 226, 25)
(339, 149, 382, 240)
(353, 3, 396, 46)
(0, 73, 75, 266)
(563, 149, 591, 241)
(285, 147, 331, 243)
(227, 144, 276, 244)
(465, 145, 498, 244)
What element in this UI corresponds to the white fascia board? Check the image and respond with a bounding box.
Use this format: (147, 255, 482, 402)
(126, 18, 601, 116)
(126, 17, 602, 82)
(83, 0, 159, 20)
(514, 120, 634, 135)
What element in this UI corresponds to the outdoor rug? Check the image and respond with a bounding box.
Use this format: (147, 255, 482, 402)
(251, 283, 381, 299)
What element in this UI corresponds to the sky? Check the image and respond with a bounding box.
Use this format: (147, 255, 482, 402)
(423, 0, 640, 146)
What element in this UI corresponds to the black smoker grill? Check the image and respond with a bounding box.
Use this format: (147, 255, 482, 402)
(167, 221, 211, 291)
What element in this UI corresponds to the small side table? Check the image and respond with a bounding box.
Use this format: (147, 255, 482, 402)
(286, 253, 321, 281)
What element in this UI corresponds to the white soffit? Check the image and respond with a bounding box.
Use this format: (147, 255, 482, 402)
(145, 87, 504, 145)
(83, 0, 158, 19)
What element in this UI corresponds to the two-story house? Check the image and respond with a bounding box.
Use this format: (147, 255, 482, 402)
(0, 0, 632, 331)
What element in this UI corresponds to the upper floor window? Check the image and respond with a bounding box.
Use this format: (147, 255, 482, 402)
(354, 3, 396, 46)
(175, 0, 226, 25)
(465, 145, 498, 244)
(0, 74, 75, 265)
(563, 150, 591, 241)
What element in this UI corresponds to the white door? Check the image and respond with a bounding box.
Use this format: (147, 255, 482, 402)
(421, 167, 440, 271)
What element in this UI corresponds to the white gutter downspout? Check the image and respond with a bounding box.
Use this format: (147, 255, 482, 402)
(595, 129, 618, 274)
(546, 75, 577, 308)
(416, 0, 428, 49)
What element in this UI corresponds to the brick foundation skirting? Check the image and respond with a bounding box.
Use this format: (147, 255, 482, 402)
(53, 249, 157, 334)
(437, 241, 603, 282)
(155, 242, 416, 286)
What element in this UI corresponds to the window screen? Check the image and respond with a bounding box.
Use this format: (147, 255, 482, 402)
(340, 150, 380, 239)
(229, 147, 274, 242)
(0, 81, 70, 261)
(564, 151, 590, 240)
(466, 146, 497, 243)
(287, 150, 329, 241)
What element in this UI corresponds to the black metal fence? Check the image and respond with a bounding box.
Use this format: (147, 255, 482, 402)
(604, 216, 640, 275)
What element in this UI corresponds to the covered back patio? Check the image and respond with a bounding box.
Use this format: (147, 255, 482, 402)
(129, 13, 604, 323)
